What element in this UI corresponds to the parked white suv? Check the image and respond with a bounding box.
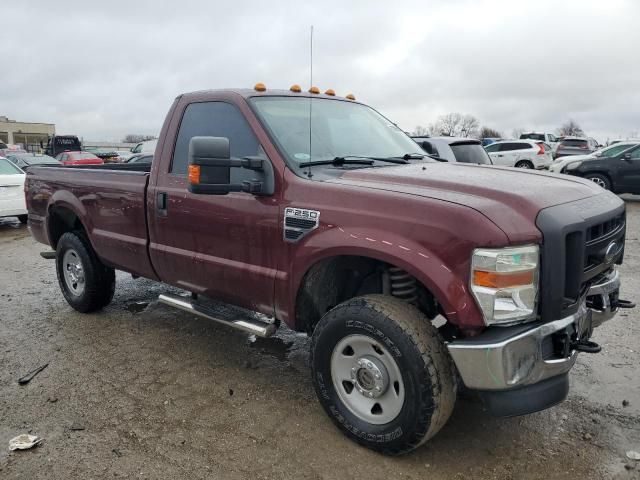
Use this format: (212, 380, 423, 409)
(520, 132, 559, 150)
(484, 140, 554, 169)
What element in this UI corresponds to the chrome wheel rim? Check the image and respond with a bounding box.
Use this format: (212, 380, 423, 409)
(589, 177, 607, 188)
(516, 162, 533, 169)
(330, 334, 405, 424)
(62, 249, 85, 296)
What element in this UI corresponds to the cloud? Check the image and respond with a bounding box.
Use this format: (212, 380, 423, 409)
(1, 0, 638, 142)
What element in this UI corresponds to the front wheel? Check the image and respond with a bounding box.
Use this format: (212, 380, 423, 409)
(585, 173, 611, 190)
(311, 295, 456, 455)
(17, 215, 28, 224)
(56, 231, 116, 313)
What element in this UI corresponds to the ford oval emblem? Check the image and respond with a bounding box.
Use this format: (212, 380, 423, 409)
(604, 241, 618, 264)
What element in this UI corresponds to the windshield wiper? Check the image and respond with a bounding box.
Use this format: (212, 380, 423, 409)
(298, 154, 421, 169)
(427, 154, 449, 162)
(299, 157, 375, 168)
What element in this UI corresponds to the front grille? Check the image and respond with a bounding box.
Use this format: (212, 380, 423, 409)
(536, 194, 625, 322)
(586, 213, 625, 244)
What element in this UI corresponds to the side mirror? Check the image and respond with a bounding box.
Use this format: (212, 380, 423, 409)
(622, 152, 632, 161)
(187, 136, 274, 196)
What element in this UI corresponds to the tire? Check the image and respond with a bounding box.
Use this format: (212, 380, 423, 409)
(585, 173, 611, 190)
(515, 160, 534, 169)
(55, 231, 116, 313)
(17, 215, 28, 224)
(311, 294, 456, 455)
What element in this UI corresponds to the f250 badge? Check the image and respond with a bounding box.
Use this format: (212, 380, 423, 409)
(283, 207, 320, 243)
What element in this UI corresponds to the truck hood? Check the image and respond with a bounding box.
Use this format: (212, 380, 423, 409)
(328, 163, 604, 243)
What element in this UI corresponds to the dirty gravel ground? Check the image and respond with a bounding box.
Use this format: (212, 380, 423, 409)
(1, 199, 639, 480)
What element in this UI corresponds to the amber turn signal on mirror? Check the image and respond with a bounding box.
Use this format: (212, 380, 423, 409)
(188, 164, 201, 184)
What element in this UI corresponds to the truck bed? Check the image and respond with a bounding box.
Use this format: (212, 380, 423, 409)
(26, 165, 157, 279)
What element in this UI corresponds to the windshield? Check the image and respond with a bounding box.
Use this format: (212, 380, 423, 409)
(450, 142, 492, 164)
(250, 97, 421, 168)
(520, 133, 544, 141)
(0, 158, 24, 174)
(560, 139, 587, 148)
(10, 154, 58, 165)
(596, 143, 638, 157)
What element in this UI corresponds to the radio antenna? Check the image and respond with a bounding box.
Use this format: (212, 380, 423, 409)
(306, 25, 314, 178)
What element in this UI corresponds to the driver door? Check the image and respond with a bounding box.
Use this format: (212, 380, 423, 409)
(147, 100, 282, 315)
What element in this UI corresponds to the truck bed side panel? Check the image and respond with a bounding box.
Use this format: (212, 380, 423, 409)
(26, 167, 158, 280)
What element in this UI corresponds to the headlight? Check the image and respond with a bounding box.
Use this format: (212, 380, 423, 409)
(565, 161, 582, 170)
(470, 245, 539, 326)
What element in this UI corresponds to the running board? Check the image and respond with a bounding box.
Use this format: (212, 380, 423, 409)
(158, 293, 277, 338)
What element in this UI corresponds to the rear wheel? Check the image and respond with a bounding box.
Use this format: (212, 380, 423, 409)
(56, 231, 115, 312)
(311, 295, 456, 455)
(515, 160, 534, 169)
(585, 173, 611, 190)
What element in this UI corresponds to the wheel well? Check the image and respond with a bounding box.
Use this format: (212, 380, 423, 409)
(515, 159, 534, 166)
(48, 206, 85, 248)
(294, 255, 440, 334)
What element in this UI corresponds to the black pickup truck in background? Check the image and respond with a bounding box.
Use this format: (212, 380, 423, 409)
(42, 135, 82, 157)
(566, 143, 640, 194)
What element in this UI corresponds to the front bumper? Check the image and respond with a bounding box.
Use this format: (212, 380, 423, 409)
(447, 268, 621, 403)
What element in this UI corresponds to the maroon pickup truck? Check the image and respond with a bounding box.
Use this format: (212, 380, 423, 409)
(26, 86, 631, 454)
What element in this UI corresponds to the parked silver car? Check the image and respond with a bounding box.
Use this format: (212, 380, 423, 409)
(412, 136, 492, 164)
(554, 137, 599, 159)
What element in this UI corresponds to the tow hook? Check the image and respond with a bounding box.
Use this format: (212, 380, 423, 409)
(616, 299, 636, 309)
(569, 339, 601, 354)
(554, 333, 602, 356)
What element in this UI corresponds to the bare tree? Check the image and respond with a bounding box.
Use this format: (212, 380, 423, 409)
(557, 119, 584, 137)
(123, 134, 157, 143)
(434, 112, 463, 136)
(480, 126, 502, 139)
(413, 125, 430, 136)
(429, 113, 481, 138)
(511, 128, 525, 139)
(459, 114, 480, 138)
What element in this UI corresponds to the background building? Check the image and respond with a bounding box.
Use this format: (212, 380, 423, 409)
(0, 116, 56, 152)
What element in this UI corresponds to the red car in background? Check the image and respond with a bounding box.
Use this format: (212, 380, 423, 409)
(55, 151, 104, 166)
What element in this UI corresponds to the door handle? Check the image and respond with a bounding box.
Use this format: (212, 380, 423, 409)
(157, 192, 168, 217)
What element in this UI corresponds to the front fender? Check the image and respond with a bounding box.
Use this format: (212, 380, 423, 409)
(275, 224, 485, 330)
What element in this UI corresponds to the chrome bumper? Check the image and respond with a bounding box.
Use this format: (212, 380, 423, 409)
(448, 268, 621, 391)
(588, 268, 620, 327)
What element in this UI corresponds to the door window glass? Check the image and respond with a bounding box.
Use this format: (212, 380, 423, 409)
(172, 102, 261, 175)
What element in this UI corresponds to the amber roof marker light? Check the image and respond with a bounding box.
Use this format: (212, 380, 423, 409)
(254, 82, 267, 92)
(346, 93, 356, 100)
(290, 84, 302, 92)
(324, 89, 335, 96)
(308, 86, 320, 94)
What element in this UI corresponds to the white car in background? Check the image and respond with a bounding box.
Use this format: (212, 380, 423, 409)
(117, 139, 158, 162)
(519, 132, 559, 151)
(484, 139, 554, 169)
(549, 141, 640, 173)
(0, 156, 27, 224)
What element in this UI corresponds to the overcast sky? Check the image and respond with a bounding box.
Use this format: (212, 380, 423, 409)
(2, 0, 639, 143)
